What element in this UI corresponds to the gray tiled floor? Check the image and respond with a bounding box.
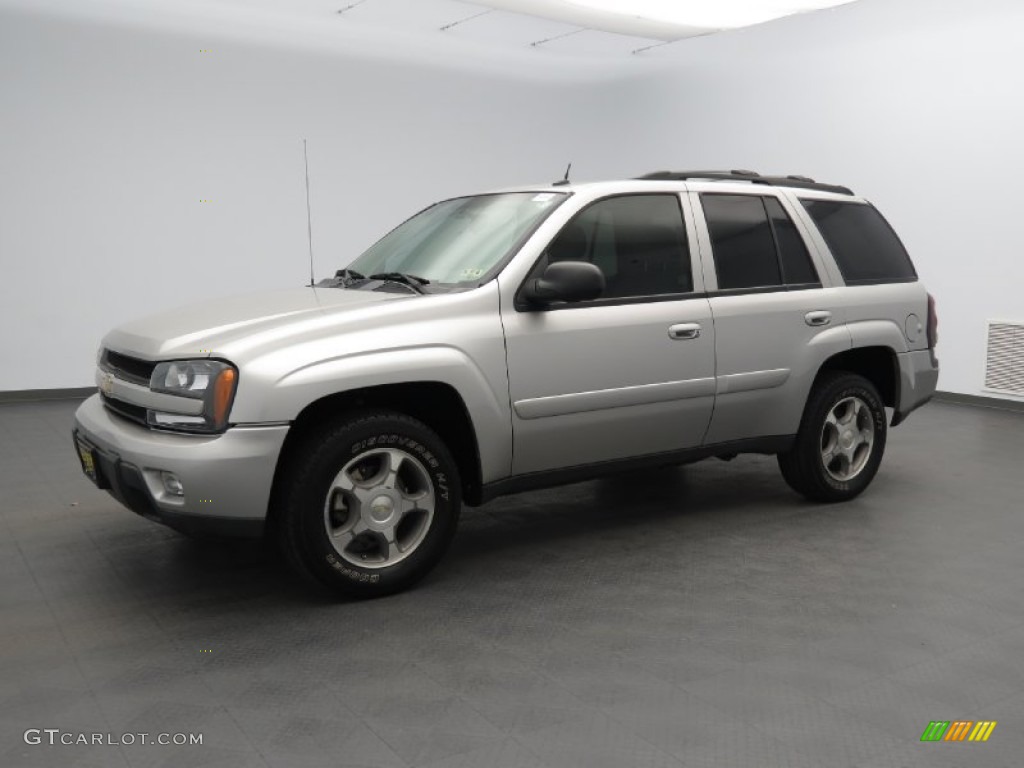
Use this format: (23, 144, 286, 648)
(1, 398, 1022, 767)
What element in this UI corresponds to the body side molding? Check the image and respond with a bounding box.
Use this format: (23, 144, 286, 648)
(513, 377, 716, 420)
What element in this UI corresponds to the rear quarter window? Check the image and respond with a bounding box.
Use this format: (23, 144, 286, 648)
(800, 199, 917, 284)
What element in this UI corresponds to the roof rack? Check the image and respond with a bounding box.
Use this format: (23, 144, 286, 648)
(635, 170, 854, 196)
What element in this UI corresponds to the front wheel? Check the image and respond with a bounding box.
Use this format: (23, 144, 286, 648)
(777, 372, 887, 502)
(278, 411, 461, 598)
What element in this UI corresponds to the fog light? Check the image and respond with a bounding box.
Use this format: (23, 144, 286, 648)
(161, 471, 184, 497)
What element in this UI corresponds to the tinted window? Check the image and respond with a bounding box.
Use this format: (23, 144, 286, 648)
(543, 195, 692, 299)
(764, 197, 819, 285)
(801, 200, 916, 284)
(701, 194, 780, 290)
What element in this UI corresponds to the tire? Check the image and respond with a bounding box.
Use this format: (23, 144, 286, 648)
(277, 410, 461, 598)
(777, 371, 887, 503)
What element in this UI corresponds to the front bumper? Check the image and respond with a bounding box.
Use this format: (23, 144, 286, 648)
(893, 349, 939, 426)
(73, 394, 289, 538)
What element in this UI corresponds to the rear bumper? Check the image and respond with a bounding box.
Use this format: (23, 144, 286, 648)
(893, 349, 939, 426)
(73, 394, 289, 538)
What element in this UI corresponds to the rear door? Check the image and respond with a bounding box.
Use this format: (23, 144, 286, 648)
(691, 190, 851, 444)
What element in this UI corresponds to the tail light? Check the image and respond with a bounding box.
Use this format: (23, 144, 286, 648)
(926, 293, 938, 348)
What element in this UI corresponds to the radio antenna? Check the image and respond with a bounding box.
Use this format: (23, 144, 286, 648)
(553, 161, 573, 187)
(303, 139, 315, 287)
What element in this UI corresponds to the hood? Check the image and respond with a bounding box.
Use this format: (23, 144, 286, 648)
(102, 286, 407, 359)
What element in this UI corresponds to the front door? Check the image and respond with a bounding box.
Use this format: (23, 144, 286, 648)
(500, 193, 717, 476)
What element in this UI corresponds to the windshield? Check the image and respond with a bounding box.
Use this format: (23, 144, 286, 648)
(344, 192, 567, 287)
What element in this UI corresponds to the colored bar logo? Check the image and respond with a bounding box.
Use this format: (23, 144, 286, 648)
(921, 721, 997, 742)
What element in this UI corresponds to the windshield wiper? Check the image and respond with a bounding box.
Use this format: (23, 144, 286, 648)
(368, 272, 431, 294)
(315, 268, 367, 289)
(335, 268, 366, 285)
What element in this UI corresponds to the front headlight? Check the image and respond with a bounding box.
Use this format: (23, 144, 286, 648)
(148, 359, 238, 433)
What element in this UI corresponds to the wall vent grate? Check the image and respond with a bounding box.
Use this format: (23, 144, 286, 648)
(985, 321, 1024, 395)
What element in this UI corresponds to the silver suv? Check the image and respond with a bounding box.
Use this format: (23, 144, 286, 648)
(73, 170, 939, 597)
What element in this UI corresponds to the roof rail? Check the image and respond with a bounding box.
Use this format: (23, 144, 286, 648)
(636, 170, 854, 196)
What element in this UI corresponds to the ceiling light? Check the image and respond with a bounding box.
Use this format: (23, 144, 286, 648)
(564, 0, 858, 30)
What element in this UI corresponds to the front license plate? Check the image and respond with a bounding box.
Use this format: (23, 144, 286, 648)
(76, 437, 99, 484)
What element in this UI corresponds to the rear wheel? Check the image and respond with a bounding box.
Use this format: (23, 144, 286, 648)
(278, 410, 461, 598)
(777, 372, 887, 502)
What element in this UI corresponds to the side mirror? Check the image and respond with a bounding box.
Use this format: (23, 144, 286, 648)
(521, 261, 605, 307)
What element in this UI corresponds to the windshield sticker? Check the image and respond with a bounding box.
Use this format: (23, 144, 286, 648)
(459, 268, 485, 280)
(532, 193, 557, 203)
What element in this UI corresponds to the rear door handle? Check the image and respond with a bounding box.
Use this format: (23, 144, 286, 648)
(805, 311, 832, 327)
(668, 323, 701, 340)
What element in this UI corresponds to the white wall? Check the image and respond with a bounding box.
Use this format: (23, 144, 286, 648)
(620, 0, 1024, 398)
(4, 0, 1021, 398)
(0, 1, 639, 390)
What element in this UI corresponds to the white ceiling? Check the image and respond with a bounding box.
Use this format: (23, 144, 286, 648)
(262, 0, 667, 56)
(313, 0, 864, 54)
(304, 0, 861, 55)
(6, 0, 863, 60)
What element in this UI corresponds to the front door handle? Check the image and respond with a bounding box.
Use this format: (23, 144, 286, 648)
(668, 323, 701, 340)
(805, 311, 832, 327)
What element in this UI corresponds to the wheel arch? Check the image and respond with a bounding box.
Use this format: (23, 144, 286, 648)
(813, 345, 899, 411)
(267, 381, 486, 539)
